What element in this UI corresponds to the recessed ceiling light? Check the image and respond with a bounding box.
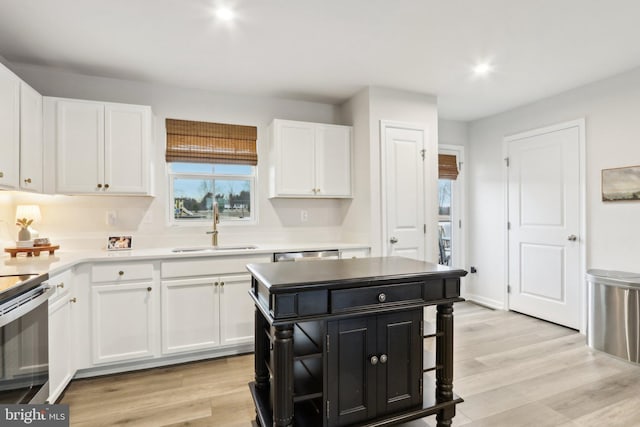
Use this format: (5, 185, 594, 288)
(473, 62, 493, 76)
(215, 7, 235, 21)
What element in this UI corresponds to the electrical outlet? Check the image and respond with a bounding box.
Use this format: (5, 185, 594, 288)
(300, 210, 309, 222)
(106, 211, 117, 226)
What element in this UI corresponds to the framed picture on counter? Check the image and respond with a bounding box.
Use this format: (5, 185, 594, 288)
(107, 235, 133, 251)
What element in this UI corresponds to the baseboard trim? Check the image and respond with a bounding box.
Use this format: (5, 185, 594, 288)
(463, 293, 505, 310)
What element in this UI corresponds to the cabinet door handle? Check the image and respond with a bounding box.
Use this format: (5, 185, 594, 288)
(370, 355, 379, 365)
(389, 236, 398, 244)
(214, 281, 219, 286)
(104, 183, 110, 189)
(379, 354, 388, 364)
(568, 234, 577, 241)
(57, 283, 64, 289)
(70, 297, 77, 303)
(24, 178, 32, 184)
(118, 271, 124, 276)
(147, 287, 152, 292)
(97, 183, 102, 188)
(378, 293, 387, 303)
(220, 281, 224, 287)
(0, 171, 3, 178)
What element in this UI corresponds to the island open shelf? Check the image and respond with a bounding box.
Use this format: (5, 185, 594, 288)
(247, 256, 467, 427)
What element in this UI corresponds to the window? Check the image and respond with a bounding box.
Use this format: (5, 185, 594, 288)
(165, 119, 258, 225)
(169, 163, 255, 223)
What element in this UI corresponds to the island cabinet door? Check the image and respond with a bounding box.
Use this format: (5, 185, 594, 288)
(327, 316, 377, 426)
(327, 309, 423, 426)
(375, 310, 423, 415)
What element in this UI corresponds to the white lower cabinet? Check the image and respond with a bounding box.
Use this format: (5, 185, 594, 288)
(47, 269, 75, 403)
(161, 277, 220, 354)
(161, 274, 254, 355)
(91, 282, 157, 364)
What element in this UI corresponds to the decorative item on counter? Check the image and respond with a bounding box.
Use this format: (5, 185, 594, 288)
(107, 235, 133, 251)
(33, 237, 51, 247)
(15, 204, 42, 240)
(15, 217, 33, 241)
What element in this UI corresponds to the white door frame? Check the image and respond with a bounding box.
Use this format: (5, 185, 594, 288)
(503, 118, 587, 332)
(439, 144, 466, 291)
(380, 120, 432, 261)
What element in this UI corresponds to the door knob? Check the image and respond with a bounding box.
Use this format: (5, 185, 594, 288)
(24, 178, 32, 184)
(389, 237, 398, 244)
(567, 235, 577, 241)
(370, 355, 379, 365)
(378, 293, 387, 303)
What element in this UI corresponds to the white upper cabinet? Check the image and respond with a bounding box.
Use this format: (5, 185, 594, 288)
(269, 119, 352, 198)
(19, 82, 44, 192)
(44, 97, 152, 195)
(0, 62, 20, 190)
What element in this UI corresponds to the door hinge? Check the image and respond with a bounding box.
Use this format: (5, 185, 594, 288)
(423, 224, 426, 234)
(419, 320, 424, 337)
(504, 157, 510, 167)
(326, 334, 330, 353)
(507, 221, 511, 230)
(420, 149, 426, 160)
(459, 219, 462, 229)
(419, 377, 423, 395)
(458, 161, 463, 171)
(507, 285, 511, 294)
(326, 400, 330, 419)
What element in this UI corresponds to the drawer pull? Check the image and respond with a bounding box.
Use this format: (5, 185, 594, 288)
(379, 354, 388, 364)
(147, 287, 152, 292)
(118, 271, 124, 276)
(24, 178, 32, 184)
(370, 355, 379, 365)
(57, 283, 64, 289)
(70, 297, 77, 303)
(378, 293, 387, 303)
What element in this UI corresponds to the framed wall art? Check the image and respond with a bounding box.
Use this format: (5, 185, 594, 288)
(602, 165, 640, 201)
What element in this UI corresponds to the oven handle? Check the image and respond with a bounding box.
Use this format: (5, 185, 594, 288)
(0, 285, 55, 328)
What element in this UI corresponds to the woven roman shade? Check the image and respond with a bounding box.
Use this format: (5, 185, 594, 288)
(438, 154, 459, 180)
(166, 119, 258, 165)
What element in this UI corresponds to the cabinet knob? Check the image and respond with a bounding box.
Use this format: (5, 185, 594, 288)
(57, 283, 64, 289)
(147, 287, 152, 292)
(378, 293, 387, 303)
(118, 271, 124, 276)
(220, 281, 224, 287)
(214, 281, 219, 286)
(0, 171, 3, 178)
(389, 236, 398, 244)
(568, 234, 577, 241)
(104, 183, 110, 189)
(97, 183, 102, 188)
(70, 297, 77, 303)
(24, 178, 32, 184)
(379, 354, 388, 364)
(370, 355, 379, 365)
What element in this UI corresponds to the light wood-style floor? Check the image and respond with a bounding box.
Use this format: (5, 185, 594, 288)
(61, 302, 640, 426)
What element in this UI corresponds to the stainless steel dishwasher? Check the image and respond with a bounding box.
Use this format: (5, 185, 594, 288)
(273, 249, 340, 262)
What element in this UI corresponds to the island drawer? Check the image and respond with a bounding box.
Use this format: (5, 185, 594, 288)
(331, 281, 423, 313)
(91, 262, 154, 283)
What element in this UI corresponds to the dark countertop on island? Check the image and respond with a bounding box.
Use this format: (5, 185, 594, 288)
(246, 256, 467, 293)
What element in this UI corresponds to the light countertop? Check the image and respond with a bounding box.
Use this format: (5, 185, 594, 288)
(1, 242, 370, 277)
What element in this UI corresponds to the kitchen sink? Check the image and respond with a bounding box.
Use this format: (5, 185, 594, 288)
(171, 245, 258, 253)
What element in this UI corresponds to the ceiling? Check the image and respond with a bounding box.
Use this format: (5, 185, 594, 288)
(1, 0, 640, 121)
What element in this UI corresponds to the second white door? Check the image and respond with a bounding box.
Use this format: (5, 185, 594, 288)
(507, 120, 582, 329)
(383, 123, 426, 260)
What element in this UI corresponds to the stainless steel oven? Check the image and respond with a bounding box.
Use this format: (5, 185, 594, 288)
(0, 273, 53, 404)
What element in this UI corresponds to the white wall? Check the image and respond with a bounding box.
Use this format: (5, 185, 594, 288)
(467, 66, 640, 308)
(3, 63, 354, 250)
(438, 119, 468, 147)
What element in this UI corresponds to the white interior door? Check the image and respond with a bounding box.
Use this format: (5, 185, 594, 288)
(507, 122, 582, 329)
(383, 123, 425, 260)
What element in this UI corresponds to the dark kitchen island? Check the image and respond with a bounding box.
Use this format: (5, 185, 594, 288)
(247, 256, 467, 427)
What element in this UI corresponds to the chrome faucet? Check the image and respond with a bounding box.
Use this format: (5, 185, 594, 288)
(206, 202, 220, 246)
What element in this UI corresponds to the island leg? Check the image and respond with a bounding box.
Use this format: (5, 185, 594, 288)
(254, 308, 270, 390)
(436, 303, 455, 427)
(273, 323, 294, 427)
